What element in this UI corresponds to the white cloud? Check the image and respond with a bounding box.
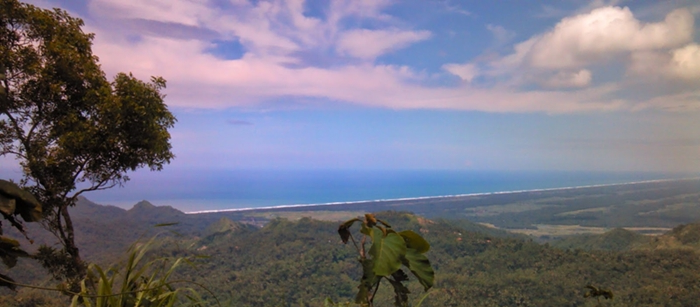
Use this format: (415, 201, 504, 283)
(519, 7, 694, 69)
(628, 44, 700, 82)
(669, 44, 700, 80)
(541, 70, 592, 88)
(337, 29, 431, 60)
(536, 0, 624, 18)
(89, 0, 212, 27)
(442, 63, 478, 82)
(464, 6, 697, 91)
(580, 0, 625, 14)
(627, 51, 671, 78)
(439, 0, 471, 16)
(486, 24, 515, 47)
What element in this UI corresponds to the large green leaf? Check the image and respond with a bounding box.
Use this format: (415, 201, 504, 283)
(402, 248, 434, 291)
(399, 230, 430, 254)
(369, 228, 406, 277)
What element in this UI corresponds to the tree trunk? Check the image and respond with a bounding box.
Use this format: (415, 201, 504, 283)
(59, 204, 86, 281)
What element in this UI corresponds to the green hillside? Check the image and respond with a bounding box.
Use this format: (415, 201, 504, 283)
(552, 221, 700, 253)
(552, 228, 652, 251)
(4, 203, 700, 306)
(177, 211, 700, 306)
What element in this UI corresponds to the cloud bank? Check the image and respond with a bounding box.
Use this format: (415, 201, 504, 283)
(41, 0, 700, 113)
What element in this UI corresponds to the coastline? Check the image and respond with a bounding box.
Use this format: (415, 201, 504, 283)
(185, 177, 698, 214)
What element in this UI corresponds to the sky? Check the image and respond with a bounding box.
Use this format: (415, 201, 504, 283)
(6, 0, 700, 174)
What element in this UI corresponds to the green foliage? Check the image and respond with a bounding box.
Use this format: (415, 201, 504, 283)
(35, 245, 82, 284)
(70, 236, 206, 307)
(552, 228, 651, 251)
(670, 223, 700, 245)
(368, 229, 406, 277)
(5, 205, 700, 306)
(0, 0, 175, 289)
(338, 214, 434, 307)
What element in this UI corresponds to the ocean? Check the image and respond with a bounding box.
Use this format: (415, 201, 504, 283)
(83, 169, 694, 212)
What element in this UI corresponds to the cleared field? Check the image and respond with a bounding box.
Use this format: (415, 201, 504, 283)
(247, 210, 366, 222)
(638, 202, 699, 215)
(507, 224, 609, 237)
(502, 224, 672, 237)
(463, 202, 555, 217)
(556, 206, 611, 216)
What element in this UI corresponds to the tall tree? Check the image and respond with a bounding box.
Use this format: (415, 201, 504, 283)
(0, 0, 175, 289)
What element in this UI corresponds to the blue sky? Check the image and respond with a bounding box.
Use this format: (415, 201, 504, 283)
(7, 0, 700, 173)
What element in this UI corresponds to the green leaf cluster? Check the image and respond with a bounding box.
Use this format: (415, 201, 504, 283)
(338, 214, 434, 307)
(71, 236, 206, 307)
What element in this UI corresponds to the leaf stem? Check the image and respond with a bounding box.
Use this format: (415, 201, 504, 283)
(349, 233, 360, 254)
(368, 277, 382, 306)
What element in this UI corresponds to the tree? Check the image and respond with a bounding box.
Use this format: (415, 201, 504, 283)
(0, 0, 175, 291)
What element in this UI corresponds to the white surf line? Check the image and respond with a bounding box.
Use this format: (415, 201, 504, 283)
(185, 177, 700, 214)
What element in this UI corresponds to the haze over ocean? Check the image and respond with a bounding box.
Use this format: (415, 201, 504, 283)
(80, 170, 692, 212)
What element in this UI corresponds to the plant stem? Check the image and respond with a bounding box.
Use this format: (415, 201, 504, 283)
(349, 233, 360, 254)
(368, 277, 382, 306)
(360, 235, 367, 258)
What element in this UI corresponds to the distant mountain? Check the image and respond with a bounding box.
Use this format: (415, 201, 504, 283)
(70, 197, 127, 220)
(126, 200, 186, 221)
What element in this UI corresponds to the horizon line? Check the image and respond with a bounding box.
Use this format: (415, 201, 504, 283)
(184, 177, 700, 215)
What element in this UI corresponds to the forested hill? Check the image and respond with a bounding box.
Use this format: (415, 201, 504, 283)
(3, 203, 700, 306)
(553, 222, 700, 252)
(10, 197, 217, 260)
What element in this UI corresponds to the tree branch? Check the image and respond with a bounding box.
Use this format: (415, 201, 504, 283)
(70, 179, 118, 202)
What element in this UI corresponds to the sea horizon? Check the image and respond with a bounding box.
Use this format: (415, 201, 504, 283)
(80, 169, 698, 213)
(184, 177, 700, 214)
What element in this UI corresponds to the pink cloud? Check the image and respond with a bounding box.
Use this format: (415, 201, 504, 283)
(337, 29, 431, 60)
(79, 1, 699, 113)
